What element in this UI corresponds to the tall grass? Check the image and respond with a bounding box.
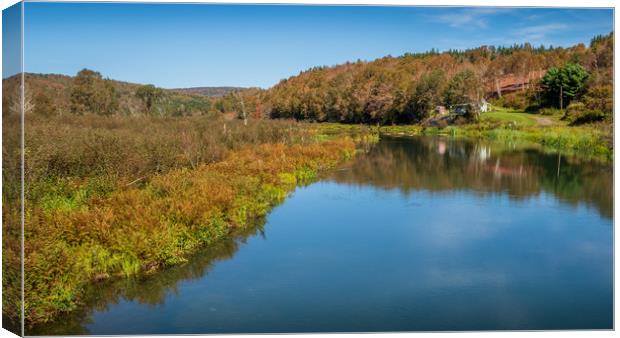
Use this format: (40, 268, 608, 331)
(3, 113, 22, 334)
(3, 114, 368, 327)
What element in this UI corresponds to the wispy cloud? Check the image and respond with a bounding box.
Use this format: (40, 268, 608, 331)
(431, 8, 510, 29)
(513, 23, 569, 42)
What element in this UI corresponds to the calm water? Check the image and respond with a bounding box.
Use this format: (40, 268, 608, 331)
(33, 136, 613, 335)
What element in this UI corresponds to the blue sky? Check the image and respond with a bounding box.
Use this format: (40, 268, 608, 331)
(11, 4, 615, 88)
(2, 2, 21, 78)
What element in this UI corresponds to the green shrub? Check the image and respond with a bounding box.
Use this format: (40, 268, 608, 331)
(569, 110, 606, 126)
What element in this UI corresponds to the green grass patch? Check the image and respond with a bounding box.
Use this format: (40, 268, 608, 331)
(481, 108, 539, 127)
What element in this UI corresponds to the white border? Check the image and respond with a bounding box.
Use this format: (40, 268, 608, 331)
(0, 1, 616, 338)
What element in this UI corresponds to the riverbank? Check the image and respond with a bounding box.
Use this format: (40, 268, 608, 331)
(32, 131, 614, 335)
(6, 115, 375, 328)
(317, 114, 613, 161)
(380, 124, 612, 160)
(7, 113, 611, 328)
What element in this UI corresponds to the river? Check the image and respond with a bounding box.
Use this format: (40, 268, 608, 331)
(32, 135, 613, 334)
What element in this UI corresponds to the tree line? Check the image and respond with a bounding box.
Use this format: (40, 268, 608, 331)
(8, 70, 218, 118)
(9, 32, 612, 126)
(66, 69, 215, 117)
(262, 33, 613, 125)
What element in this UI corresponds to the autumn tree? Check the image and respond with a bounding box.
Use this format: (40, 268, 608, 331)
(582, 85, 613, 115)
(485, 57, 506, 97)
(135, 84, 164, 115)
(70, 69, 119, 115)
(33, 91, 57, 117)
(587, 33, 613, 73)
(443, 70, 483, 107)
(405, 70, 446, 122)
(261, 32, 612, 125)
(214, 93, 237, 113)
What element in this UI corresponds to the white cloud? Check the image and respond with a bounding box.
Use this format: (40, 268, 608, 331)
(513, 23, 569, 41)
(432, 8, 511, 29)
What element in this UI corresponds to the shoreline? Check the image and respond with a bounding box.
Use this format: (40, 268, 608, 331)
(317, 122, 613, 161)
(11, 119, 612, 329)
(20, 132, 374, 329)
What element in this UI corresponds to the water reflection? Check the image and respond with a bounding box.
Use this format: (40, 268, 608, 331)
(330, 136, 612, 219)
(28, 221, 267, 335)
(31, 135, 613, 335)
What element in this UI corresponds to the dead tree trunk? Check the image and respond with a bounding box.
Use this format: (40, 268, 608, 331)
(235, 92, 248, 126)
(495, 78, 502, 98)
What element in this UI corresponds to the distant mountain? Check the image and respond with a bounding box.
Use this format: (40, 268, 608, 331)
(171, 86, 248, 97)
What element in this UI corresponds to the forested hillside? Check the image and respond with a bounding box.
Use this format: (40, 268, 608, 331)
(262, 33, 613, 125)
(171, 86, 248, 97)
(2, 32, 613, 127)
(2, 27, 614, 331)
(3, 72, 215, 118)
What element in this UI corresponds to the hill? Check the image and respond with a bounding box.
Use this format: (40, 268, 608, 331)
(259, 32, 613, 125)
(2, 32, 612, 126)
(3, 72, 215, 117)
(170, 86, 248, 97)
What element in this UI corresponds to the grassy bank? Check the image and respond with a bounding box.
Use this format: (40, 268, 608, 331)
(3, 114, 374, 327)
(379, 124, 611, 159)
(317, 109, 613, 160)
(5, 111, 611, 327)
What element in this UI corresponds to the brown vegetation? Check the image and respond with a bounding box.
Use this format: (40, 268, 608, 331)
(1, 32, 613, 330)
(261, 33, 612, 125)
(1, 111, 371, 327)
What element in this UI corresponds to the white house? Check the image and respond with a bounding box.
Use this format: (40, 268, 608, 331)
(450, 99, 490, 116)
(479, 98, 489, 113)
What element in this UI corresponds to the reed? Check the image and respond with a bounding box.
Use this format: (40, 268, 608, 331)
(2, 114, 370, 327)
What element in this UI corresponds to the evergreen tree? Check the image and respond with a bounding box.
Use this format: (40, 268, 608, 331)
(541, 63, 589, 109)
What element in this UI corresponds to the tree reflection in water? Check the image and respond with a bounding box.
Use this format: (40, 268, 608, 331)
(328, 135, 612, 219)
(28, 220, 267, 335)
(29, 135, 612, 335)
